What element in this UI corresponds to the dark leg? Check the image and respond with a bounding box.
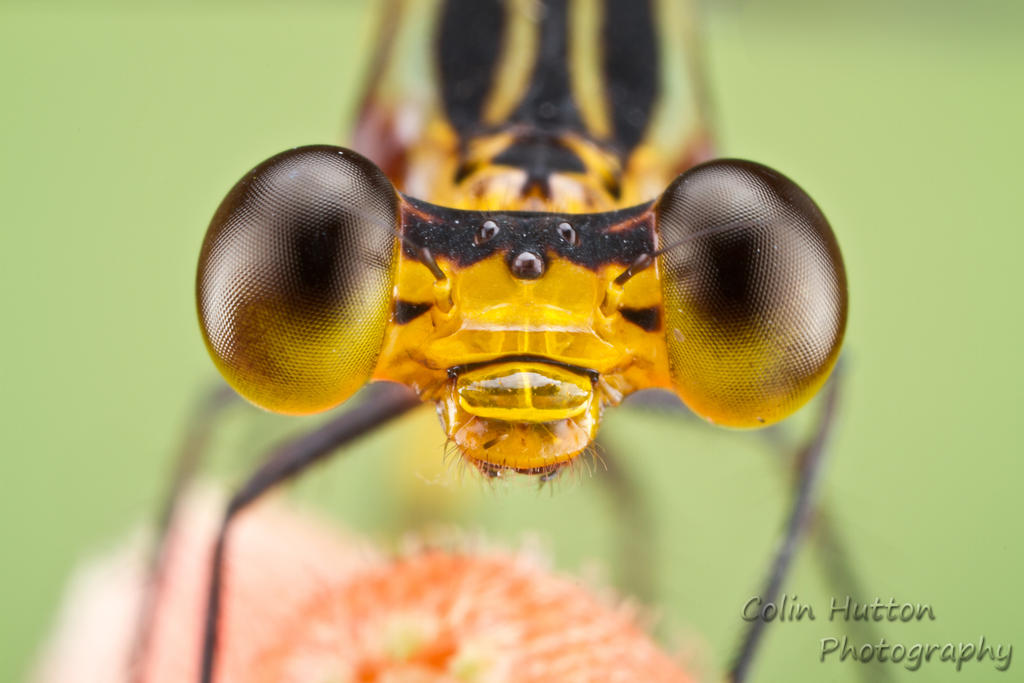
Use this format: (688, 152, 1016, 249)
(593, 437, 657, 602)
(753, 379, 893, 683)
(806, 508, 892, 683)
(727, 369, 842, 683)
(131, 383, 239, 682)
(623, 367, 887, 681)
(200, 383, 421, 683)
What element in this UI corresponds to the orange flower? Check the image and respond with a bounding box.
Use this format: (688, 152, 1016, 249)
(34, 490, 696, 683)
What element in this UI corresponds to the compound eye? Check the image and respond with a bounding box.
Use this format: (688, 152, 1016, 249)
(197, 145, 398, 414)
(656, 159, 847, 427)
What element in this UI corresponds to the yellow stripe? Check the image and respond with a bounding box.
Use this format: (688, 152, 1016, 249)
(569, 0, 611, 140)
(482, 0, 540, 126)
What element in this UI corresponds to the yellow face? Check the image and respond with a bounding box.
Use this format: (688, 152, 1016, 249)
(363, 128, 671, 473)
(374, 227, 671, 473)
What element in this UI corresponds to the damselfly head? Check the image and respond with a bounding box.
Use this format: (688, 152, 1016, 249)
(196, 148, 846, 476)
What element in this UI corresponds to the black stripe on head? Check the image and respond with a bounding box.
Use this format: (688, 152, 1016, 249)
(401, 196, 654, 271)
(393, 300, 432, 324)
(602, 0, 659, 152)
(620, 306, 662, 332)
(438, 0, 506, 135)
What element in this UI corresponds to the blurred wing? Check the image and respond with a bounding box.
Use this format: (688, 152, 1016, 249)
(350, 0, 451, 189)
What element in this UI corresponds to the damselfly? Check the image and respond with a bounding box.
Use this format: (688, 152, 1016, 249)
(162, 1, 852, 681)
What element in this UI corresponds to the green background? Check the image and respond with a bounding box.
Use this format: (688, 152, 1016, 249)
(2, 1, 1021, 681)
